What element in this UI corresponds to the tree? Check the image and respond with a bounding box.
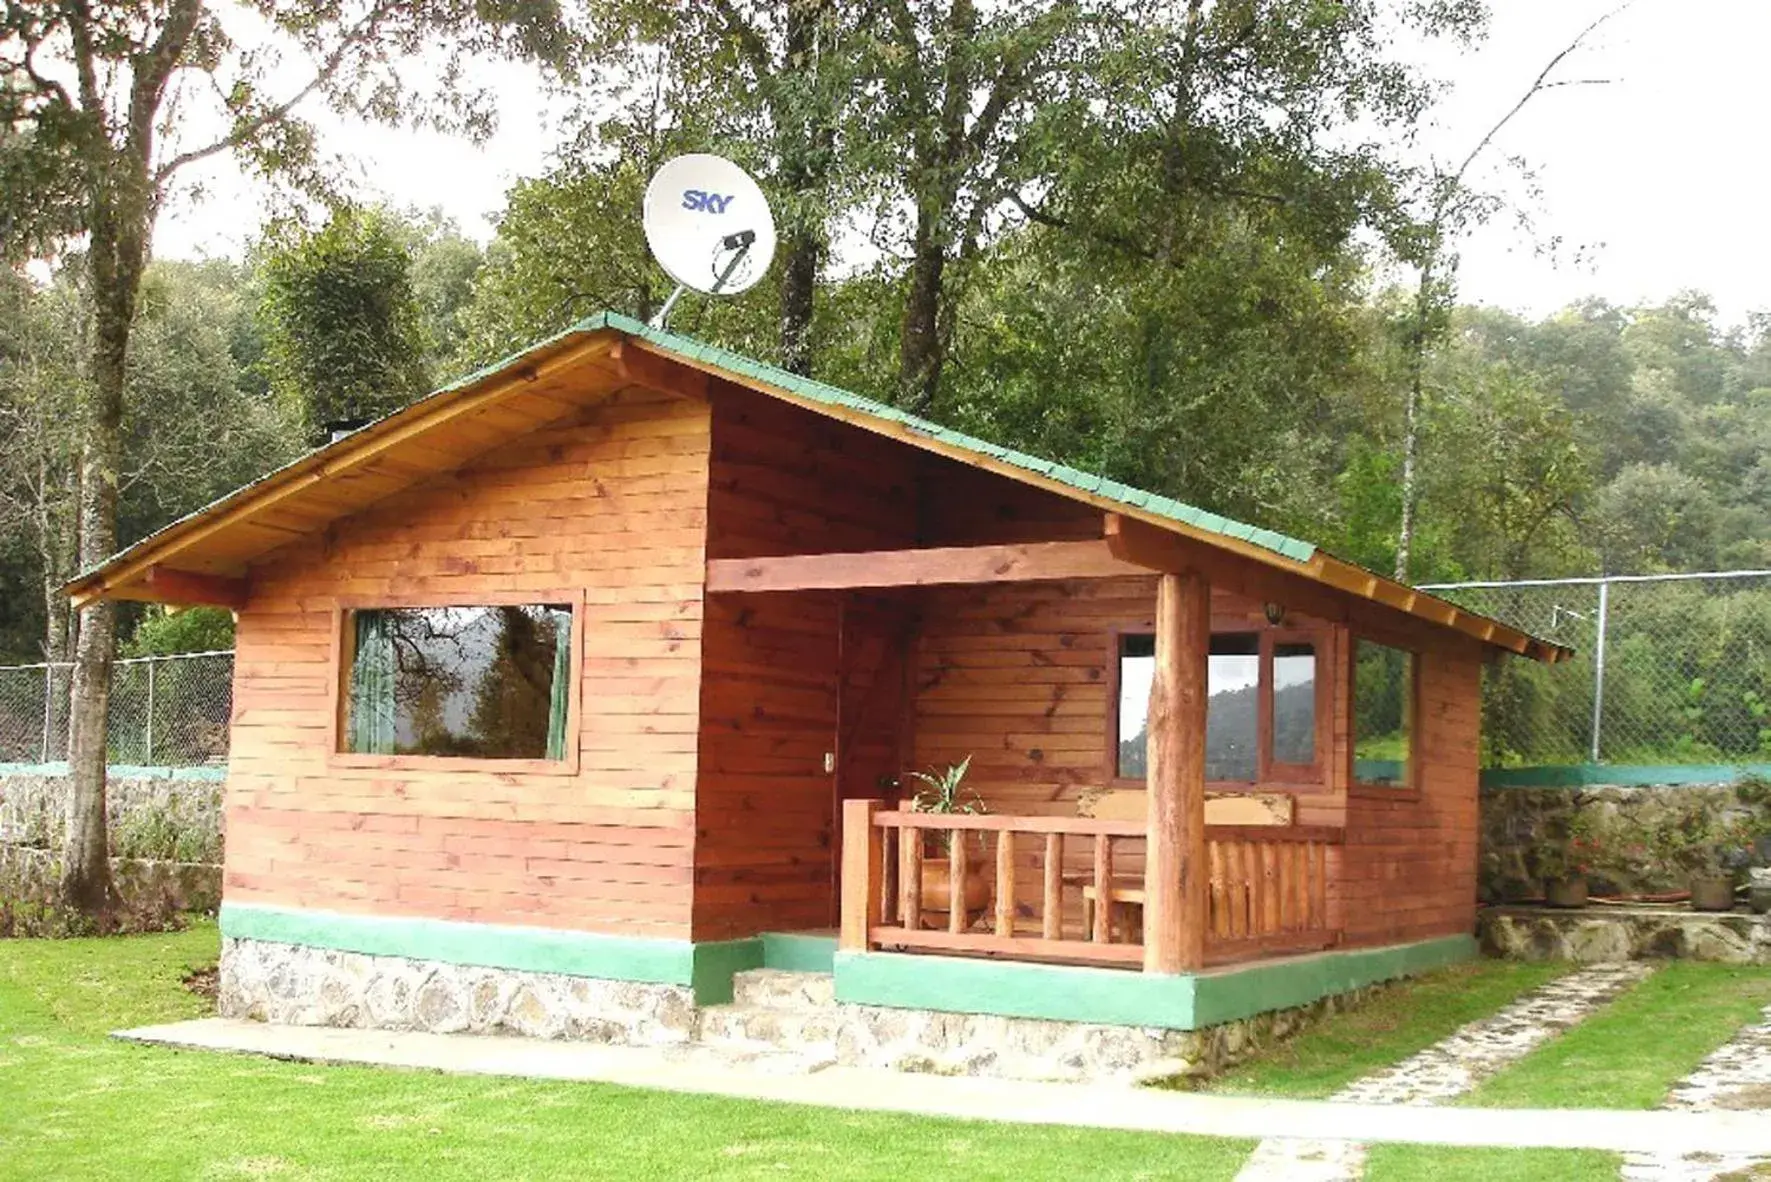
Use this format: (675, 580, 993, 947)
(1592, 462, 1721, 574)
(1, 0, 574, 917)
(258, 205, 431, 433)
(1390, 5, 1629, 581)
(580, 1, 859, 375)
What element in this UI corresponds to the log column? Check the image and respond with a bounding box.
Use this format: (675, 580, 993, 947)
(1144, 570, 1210, 973)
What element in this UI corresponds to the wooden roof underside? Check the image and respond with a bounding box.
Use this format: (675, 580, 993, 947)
(63, 325, 1571, 664)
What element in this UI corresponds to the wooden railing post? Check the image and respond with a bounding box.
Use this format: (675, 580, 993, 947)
(1144, 569, 1210, 973)
(840, 799, 883, 951)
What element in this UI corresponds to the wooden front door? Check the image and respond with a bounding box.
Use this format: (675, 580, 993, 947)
(828, 595, 916, 926)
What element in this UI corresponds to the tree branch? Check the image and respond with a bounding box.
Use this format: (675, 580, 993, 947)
(706, 0, 772, 71)
(152, 8, 382, 184)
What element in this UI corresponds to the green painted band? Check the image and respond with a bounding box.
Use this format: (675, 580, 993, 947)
(834, 934, 1475, 1031)
(1480, 764, 1771, 789)
(762, 932, 838, 974)
(221, 902, 758, 1002)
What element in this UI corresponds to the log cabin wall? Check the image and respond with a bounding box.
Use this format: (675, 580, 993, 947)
(694, 388, 918, 940)
(1338, 642, 1485, 947)
(226, 385, 711, 941)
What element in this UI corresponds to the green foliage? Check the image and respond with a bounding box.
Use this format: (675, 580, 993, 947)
(122, 608, 235, 658)
(258, 206, 432, 432)
(111, 805, 222, 865)
(904, 756, 981, 816)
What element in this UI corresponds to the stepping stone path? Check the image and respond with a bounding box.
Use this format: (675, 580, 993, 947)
(1234, 961, 1656, 1181)
(1622, 1002, 1771, 1182)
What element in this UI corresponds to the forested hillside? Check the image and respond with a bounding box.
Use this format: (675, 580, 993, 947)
(3, 2, 1767, 668)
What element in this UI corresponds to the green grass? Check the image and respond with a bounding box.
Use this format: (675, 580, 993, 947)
(1206, 958, 1574, 1098)
(1366, 1145, 1624, 1181)
(0, 922, 1256, 1180)
(1465, 961, 1771, 1110)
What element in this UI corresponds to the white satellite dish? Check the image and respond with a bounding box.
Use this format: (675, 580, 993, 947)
(643, 154, 777, 327)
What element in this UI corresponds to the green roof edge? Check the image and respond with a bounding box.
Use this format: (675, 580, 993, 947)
(583, 311, 1320, 565)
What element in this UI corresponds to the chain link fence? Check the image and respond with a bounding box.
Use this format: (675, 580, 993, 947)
(0, 651, 233, 767)
(1423, 571, 1771, 768)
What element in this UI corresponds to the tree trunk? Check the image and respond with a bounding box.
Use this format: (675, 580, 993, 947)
(898, 220, 946, 415)
(61, 160, 150, 918)
(775, 0, 833, 377)
(1394, 260, 1434, 584)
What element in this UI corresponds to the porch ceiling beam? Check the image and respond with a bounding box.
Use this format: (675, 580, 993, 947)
(706, 540, 1148, 594)
(141, 565, 249, 610)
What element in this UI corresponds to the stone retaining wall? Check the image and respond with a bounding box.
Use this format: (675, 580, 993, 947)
(0, 845, 222, 912)
(1479, 781, 1770, 902)
(1480, 904, 1771, 964)
(0, 767, 223, 862)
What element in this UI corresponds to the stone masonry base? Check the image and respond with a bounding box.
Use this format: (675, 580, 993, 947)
(1480, 905, 1771, 965)
(219, 937, 700, 1045)
(221, 936, 1384, 1083)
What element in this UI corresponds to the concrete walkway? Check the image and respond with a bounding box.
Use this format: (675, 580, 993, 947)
(117, 1018, 1771, 1157)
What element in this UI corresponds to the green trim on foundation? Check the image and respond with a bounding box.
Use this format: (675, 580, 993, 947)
(833, 934, 1476, 1031)
(220, 903, 759, 1002)
(761, 932, 839, 973)
(689, 938, 763, 1004)
(1189, 934, 1476, 1027)
(1480, 764, 1771, 789)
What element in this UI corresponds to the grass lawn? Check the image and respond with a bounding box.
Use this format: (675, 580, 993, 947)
(1365, 1145, 1623, 1181)
(0, 921, 1257, 1181)
(1464, 961, 1771, 1110)
(1206, 958, 1574, 1098)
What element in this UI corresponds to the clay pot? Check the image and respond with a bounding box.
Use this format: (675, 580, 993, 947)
(1544, 876, 1588, 909)
(1689, 875, 1737, 912)
(919, 858, 992, 927)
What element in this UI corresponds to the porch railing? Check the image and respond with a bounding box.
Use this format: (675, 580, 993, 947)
(840, 800, 1342, 970)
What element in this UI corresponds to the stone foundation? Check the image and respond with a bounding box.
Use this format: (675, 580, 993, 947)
(220, 936, 1389, 1083)
(1480, 904, 1771, 964)
(828, 985, 1383, 1082)
(220, 937, 699, 1045)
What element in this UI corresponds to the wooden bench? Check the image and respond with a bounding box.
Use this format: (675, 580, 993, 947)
(1070, 788, 1295, 941)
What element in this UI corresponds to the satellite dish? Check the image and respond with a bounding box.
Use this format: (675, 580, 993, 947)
(643, 154, 777, 325)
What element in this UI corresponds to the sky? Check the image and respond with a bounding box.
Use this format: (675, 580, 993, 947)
(150, 0, 1770, 329)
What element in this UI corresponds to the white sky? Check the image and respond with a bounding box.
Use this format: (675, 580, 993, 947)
(151, 0, 1769, 328)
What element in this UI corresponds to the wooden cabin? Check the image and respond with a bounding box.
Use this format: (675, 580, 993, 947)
(66, 312, 1568, 1043)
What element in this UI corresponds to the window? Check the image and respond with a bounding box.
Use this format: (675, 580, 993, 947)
(1270, 640, 1319, 770)
(341, 603, 574, 760)
(1352, 638, 1415, 787)
(1116, 632, 1279, 782)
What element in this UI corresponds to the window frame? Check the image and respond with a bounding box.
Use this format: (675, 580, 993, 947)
(1107, 624, 1332, 789)
(1347, 632, 1421, 797)
(326, 588, 586, 776)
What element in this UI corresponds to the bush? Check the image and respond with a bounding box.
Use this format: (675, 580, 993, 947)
(112, 804, 222, 864)
(0, 891, 186, 939)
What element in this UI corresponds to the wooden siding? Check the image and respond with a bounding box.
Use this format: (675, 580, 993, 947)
(225, 385, 710, 940)
(1338, 646, 1485, 947)
(693, 389, 917, 940)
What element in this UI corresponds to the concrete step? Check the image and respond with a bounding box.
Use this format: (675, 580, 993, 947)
(695, 1003, 842, 1051)
(731, 968, 835, 1010)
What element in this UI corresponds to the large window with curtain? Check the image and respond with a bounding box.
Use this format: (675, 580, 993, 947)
(340, 603, 575, 761)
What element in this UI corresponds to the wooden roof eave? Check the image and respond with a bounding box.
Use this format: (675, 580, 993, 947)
(63, 332, 620, 608)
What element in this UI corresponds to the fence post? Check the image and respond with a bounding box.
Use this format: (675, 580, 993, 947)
(1589, 578, 1610, 764)
(41, 664, 52, 764)
(145, 657, 156, 765)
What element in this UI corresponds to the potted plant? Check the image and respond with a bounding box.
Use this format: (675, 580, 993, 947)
(1538, 811, 1601, 908)
(904, 756, 992, 927)
(1646, 804, 1754, 912)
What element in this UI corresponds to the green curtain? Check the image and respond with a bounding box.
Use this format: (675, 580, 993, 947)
(544, 608, 572, 760)
(348, 611, 397, 755)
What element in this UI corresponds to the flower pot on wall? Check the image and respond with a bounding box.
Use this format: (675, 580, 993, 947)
(1544, 877, 1588, 909)
(1689, 875, 1736, 912)
(919, 860, 992, 929)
